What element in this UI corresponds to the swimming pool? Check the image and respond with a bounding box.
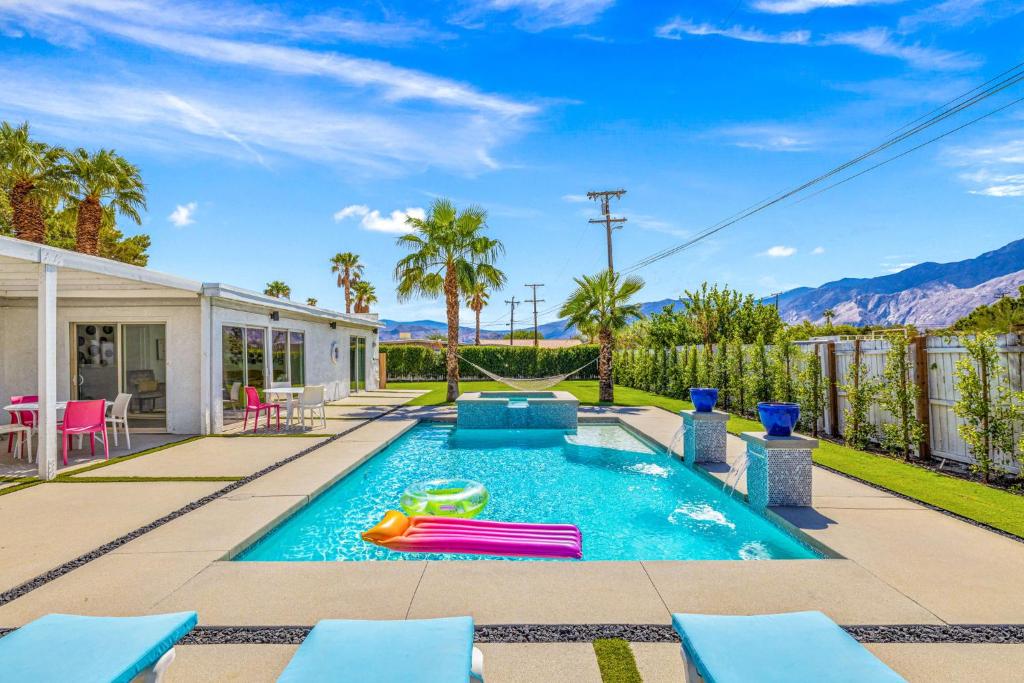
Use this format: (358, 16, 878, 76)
(237, 424, 821, 562)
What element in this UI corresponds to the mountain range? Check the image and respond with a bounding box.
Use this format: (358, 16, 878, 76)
(380, 238, 1024, 340)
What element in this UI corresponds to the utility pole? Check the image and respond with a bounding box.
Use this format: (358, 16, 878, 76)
(505, 296, 519, 346)
(525, 283, 545, 348)
(587, 189, 627, 274)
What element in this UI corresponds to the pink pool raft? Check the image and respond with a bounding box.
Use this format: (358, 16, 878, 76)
(362, 511, 583, 559)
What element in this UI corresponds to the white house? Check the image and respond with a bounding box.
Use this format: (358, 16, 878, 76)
(0, 236, 382, 479)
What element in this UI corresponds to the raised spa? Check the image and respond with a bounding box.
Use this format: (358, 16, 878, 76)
(456, 390, 579, 429)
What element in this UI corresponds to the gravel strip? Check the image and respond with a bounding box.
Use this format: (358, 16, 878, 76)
(89, 623, 1024, 645)
(0, 405, 405, 608)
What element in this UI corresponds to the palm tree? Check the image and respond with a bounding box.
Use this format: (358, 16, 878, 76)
(306, 297, 318, 306)
(559, 270, 644, 403)
(330, 252, 364, 314)
(0, 122, 67, 244)
(64, 148, 145, 256)
(352, 280, 378, 314)
(264, 281, 291, 298)
(465, 281, 491, 346)
(395, 197, 505, 401)
(822, 308, 836, 331)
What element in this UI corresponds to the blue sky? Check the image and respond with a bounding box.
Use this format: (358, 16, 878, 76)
(2, 0, 1022, 329)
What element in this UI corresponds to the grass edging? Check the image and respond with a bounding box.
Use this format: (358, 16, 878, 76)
(53, 476, 243, 483)
(0, 481, 42, 497)
(593, 639, 643, 683)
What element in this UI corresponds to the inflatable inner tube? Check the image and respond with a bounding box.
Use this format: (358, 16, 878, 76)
(399, 478, 489, 518)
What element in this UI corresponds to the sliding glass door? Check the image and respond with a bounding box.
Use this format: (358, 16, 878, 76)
(349, 336, 366, 393)
(222, 325, 305, 425)
(72, 322, 167, 431)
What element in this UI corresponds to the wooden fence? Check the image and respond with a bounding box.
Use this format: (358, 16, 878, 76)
(643, 333, 1023, 470)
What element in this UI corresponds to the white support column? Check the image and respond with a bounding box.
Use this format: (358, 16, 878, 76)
(199, 296, 212, 435)
(37, 262, 58, 481)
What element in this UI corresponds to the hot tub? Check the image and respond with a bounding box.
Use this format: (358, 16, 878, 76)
(455, 390, 579, 429)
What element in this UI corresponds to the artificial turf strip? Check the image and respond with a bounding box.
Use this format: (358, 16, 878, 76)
(0, 481, 42, 497)
(593, 639, 643, 683)
(391, 381, 1024, 540)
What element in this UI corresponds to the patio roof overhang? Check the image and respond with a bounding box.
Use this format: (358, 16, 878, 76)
(0, 236, 203, 299)
(202, 283, 383, 331)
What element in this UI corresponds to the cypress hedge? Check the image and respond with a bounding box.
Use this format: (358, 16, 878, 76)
(382, 344, 600, 381)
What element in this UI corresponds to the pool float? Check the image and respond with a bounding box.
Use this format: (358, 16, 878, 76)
(362, 511, 583, 559)
(399, 478, 489, 518)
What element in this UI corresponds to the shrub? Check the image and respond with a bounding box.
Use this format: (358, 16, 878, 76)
(745, 334, 771, 405)
(795, 344, 827, 436)
(769, 328, 796, 403)
(953, 331, 1018, 481)
(878, 333, 924, 460)
(840, 346, 880, 449)
(382, 344, 600, 381)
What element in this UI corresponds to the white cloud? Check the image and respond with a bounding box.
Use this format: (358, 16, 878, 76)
(968, 174, 1024, 197)
(716, 124, 818, 152)
(753, 0, 906, 14)
(763, 245, 797, 257)
(656, 18, 810, 45)
(822, 27, 981, 71)
(334, 205, 426, 234)
(0, 0, 445, 47)
(900, 0, 1022, 31)
(946, 136, 1024, 197)
(883, 261, 918, 273)
(561, 193, 588, 202)
(812, 246, 826, 254)
(460, 0, 615, 31)
(168, 201, 197, 226)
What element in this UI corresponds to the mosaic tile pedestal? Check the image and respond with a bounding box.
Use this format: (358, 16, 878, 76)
(681, 410, 729, 464)
(741, 432, 818, 509)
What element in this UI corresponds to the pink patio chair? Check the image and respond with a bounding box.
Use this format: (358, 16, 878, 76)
(243, 386, 281, 434)
(60, 400, 108, 465)
(8, 395, 37, 454)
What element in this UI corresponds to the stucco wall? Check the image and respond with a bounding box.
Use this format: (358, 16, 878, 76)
(0, 298, 203, 434)
(209, 301, 378, 432)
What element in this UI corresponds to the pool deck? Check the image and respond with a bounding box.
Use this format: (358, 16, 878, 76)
(0, 393, 1022, 680)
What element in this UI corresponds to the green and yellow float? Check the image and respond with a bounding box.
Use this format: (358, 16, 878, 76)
(399, 478, 489, 518)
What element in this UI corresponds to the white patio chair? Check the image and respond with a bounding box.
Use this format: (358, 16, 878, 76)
(298, 385, 327, 429)
(106, 393, 132, 449)
(229, 382, 241, 406)
(0, 424, 32, 463)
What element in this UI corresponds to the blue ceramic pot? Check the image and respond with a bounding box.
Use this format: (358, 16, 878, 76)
(757, 402, 801, 437)
(690, 388, 719, 413)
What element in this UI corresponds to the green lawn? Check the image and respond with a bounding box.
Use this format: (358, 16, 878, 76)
(392, 380, 1024, 539)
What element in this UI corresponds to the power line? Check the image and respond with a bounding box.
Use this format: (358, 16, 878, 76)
(621, 63, 1024, 274)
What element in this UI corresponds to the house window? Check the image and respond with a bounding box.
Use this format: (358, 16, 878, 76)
(289, 331, 305, 386)
(271, 329, 289, 383)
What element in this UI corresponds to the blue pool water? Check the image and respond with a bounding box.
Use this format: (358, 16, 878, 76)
(237, 424, 820, 562)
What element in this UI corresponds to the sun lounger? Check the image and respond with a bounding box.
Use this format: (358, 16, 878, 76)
(277, 616, 484, 682)
(672, 611, 906, 683)
(0, 611, 197, 683)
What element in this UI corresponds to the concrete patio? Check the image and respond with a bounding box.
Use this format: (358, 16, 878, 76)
(0, 393, 1021, 681)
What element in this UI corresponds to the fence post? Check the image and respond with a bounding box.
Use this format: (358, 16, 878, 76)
(826, 341, 839, 437)
(912, 335, 931, 460)
(379, 352, 388, 389)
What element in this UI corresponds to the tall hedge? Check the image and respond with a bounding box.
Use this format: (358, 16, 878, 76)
(382, 344, 600, 381)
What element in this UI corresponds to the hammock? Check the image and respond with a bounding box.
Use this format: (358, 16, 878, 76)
(457, 355, 598, 392)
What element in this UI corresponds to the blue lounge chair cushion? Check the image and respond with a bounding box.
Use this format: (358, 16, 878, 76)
(0, 611, 197, 683)
(277, 617, 474, 683)
(672, 611, 906, 683)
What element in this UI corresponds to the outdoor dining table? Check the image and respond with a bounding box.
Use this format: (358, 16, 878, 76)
(3, 401, 115, 461)
(262, 387, 304, 426)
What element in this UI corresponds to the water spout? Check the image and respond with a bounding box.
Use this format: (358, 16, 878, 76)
(722, 452, 749, 497)
(666, 423, 687, 459)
